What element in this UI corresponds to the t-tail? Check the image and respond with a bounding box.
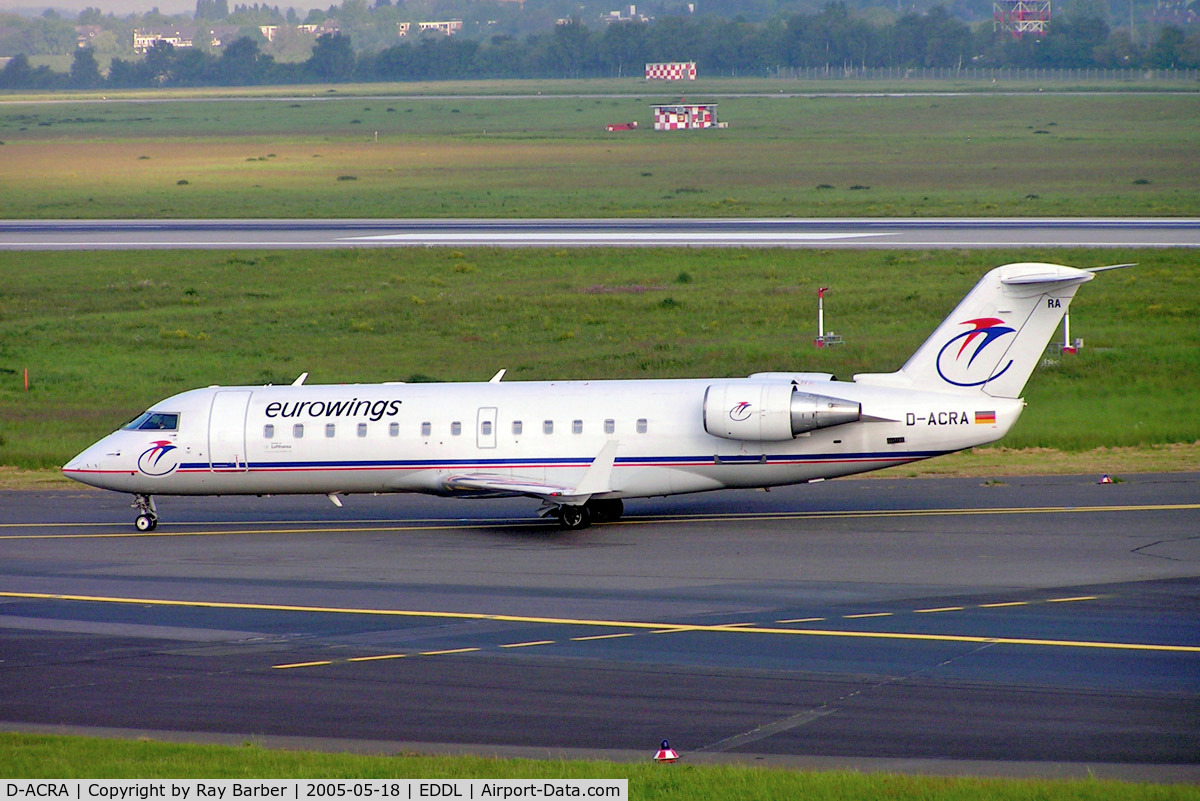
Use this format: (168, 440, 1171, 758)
(856, 262, 1112, 399)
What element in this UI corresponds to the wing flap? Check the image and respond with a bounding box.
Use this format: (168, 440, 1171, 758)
(442, 473, 575, 499)
(443, 440, 620, 504)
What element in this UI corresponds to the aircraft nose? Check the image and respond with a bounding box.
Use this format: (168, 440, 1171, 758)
(61, 437, 124, 488)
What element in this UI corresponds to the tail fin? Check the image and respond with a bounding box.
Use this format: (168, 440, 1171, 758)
(855, 263, 1094, 399)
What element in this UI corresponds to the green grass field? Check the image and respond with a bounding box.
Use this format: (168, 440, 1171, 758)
(1, 247, 1196, 473)
(1, 90, 1197, 218)
(4, 733, 1199, 800)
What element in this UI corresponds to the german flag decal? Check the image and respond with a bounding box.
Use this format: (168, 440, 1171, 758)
(975, 410, 997, 425)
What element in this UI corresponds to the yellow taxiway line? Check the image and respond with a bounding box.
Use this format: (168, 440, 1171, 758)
(1, 503, 1196, 540)
(2, 590, 1197, 655)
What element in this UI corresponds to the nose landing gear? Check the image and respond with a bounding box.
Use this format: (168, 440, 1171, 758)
(132, 494, 158, 531)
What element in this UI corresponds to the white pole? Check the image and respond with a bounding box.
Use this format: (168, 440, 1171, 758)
(816, 287, 828, 347)
(818, 288, 825, 337)
(1063, 312, 1070, 350)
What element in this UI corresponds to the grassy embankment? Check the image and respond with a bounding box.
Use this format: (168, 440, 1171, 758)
(0, 91, 1197, 218)
(3, 733, 1199, 799)
(1, 248, 1196, 483)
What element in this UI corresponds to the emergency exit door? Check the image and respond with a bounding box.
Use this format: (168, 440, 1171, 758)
(477, 407, 497, 449)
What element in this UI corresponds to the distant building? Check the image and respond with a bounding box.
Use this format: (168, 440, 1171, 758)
(418, 20, 464, 35)
(602, 5, 651, 23)
(134, 27, 192, 52)
(398, 20, 464, 37)
(304, 20, 341, 37)
(260, 20, 338, 42)
(133, 25, 239, 53)
(75, 24, 104, 48)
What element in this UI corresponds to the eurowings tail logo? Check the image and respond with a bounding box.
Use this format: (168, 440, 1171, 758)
(935, 317, 1016, 388)
(137, 440, 179, 477)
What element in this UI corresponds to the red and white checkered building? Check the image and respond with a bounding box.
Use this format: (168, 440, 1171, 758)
(644, 61, 697, 81)
(652, 104, 716, 131)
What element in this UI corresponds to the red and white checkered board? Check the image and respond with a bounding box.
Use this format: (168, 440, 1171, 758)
(653, 106, 713, 130)
(645, 62, 697, 80)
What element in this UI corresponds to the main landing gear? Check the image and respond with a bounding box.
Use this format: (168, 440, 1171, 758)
(554, 498, 623, 530)
(132, 494, 158, 531)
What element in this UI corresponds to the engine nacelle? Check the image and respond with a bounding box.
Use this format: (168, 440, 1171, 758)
(703, 382, 861, 442)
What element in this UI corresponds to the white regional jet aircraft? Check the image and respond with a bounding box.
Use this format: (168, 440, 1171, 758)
(64, 262, 1115, 531)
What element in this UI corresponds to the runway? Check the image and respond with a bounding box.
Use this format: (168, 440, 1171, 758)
(1, 473, 1198, 780)
(1, 217, 1198, 250)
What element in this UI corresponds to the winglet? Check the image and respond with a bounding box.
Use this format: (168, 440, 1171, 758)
(489, 369, 507, 383)
(570, 439, 619, 498)
(292, 372, 309, 386)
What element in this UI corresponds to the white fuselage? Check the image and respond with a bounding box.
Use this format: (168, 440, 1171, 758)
(63, 374, 1024, 500)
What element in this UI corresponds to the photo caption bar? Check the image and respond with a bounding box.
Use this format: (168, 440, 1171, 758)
(2, 781, 627, 801)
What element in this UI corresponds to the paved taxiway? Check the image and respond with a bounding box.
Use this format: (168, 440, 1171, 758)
(1, 474, 1198, 780)
(1, 217, 1198, 250)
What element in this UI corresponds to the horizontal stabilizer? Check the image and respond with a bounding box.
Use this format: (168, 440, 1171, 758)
(1085, 263, 1136, 273)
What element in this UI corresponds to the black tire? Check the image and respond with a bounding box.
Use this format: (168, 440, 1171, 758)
(135, 514, 157, 532)
(585, 498, 624, 522)
(557, 505, 590, 530)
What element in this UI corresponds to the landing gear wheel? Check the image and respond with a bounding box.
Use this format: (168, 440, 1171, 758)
(584, 498, 624, 523)
(557, 505, 591, 530)
(131, 493, 159, 531)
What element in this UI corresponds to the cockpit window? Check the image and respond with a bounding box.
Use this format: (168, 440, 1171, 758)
(123, 411, 180, 431)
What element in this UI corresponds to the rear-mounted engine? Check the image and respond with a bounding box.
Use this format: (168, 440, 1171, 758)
(703, 382, 861, 441)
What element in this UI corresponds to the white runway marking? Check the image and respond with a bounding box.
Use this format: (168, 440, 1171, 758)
(342, 232, 897, 245)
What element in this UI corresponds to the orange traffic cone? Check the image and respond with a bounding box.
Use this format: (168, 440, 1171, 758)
(654, 739, 679, 763)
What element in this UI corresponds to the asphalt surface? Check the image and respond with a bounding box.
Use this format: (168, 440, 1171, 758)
(1, 217, 1198, 250)
(1, 474, 1198, 780)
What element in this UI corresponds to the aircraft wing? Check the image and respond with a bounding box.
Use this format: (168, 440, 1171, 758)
(442, 473, 580, 499)
(443, 440, 619, 504)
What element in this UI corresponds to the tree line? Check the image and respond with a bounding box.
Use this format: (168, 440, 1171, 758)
(3, 6, 1198, 90)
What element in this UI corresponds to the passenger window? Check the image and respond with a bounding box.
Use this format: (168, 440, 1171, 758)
(325, 423, 336, 438)
(263, 424, 274, 438)
(357, 423, 368, 438)
(512, 420, 523, 436)
(604, 419, 615, 434)
(293, 424, 304, 439)
(543, 420, 554, 435)
(636, 418, 648, 434)
(572, 420, 583, 434)
(481, 421, 493, 435)
(421, 421, 431, 437)
(389, 422, 399, 437)
(451, 421, 462, 436)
